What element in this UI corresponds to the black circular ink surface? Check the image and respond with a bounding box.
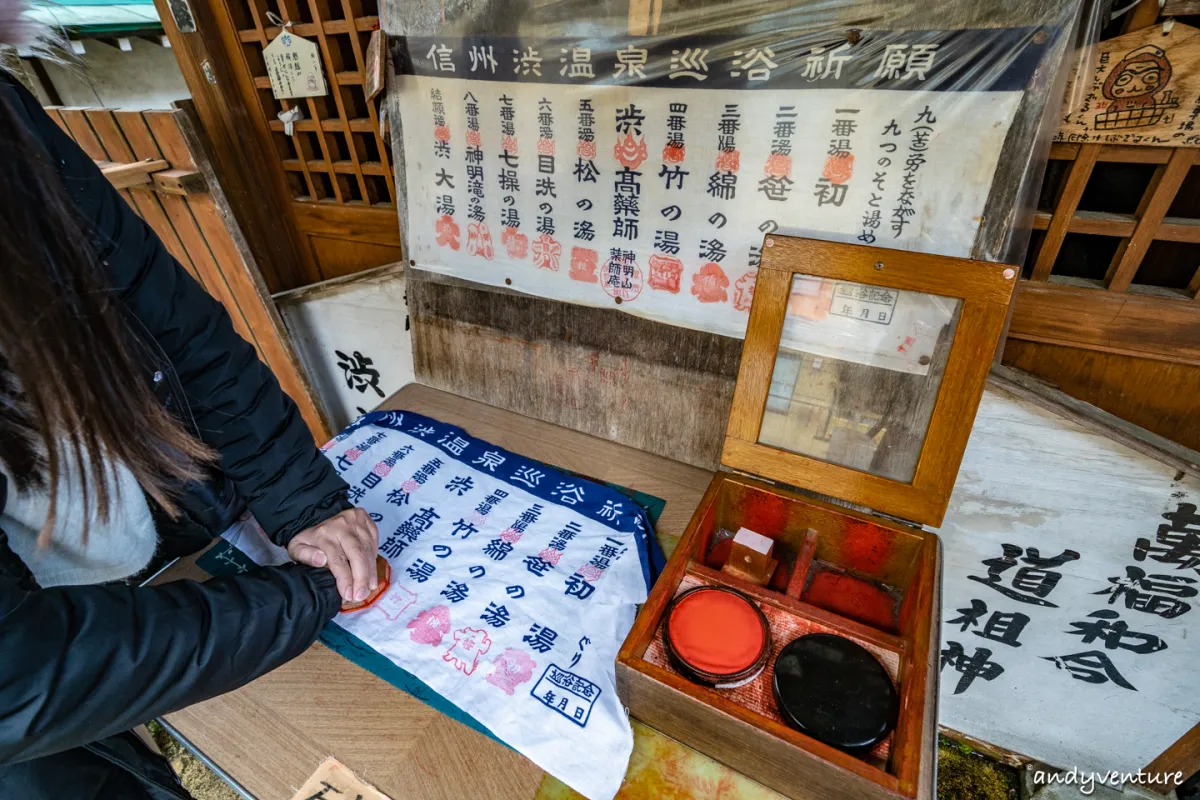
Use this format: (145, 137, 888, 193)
(772, 633, 899, 755)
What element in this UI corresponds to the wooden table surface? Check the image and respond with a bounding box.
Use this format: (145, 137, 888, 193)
(160, 383, 714, 800)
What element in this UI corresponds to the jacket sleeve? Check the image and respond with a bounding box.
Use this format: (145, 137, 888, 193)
(0, 528, 342, 764)
(3, 77, 350, 547)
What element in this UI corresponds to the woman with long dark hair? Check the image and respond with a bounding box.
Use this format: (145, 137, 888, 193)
(0, 11, 379, 798)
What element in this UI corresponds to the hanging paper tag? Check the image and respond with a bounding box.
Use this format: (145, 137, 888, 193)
(263, 29, 327, 100)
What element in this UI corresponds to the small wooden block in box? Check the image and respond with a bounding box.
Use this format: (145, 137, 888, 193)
(617, 236, 1017, 800)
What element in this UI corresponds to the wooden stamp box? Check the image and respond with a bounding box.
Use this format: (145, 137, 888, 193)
(616, 237, 1017, 800)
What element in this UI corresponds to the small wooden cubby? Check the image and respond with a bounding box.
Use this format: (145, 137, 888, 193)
(617, 237, 1017, 800)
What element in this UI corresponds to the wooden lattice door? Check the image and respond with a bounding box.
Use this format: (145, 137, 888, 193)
(156, 0, 402, 288)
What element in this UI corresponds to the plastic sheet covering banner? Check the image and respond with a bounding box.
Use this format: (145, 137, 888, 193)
(391, 24, 1064, 338)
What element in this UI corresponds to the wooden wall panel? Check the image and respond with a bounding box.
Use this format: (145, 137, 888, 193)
(1001, 339, 1200, 453)
(1007, 280, 1200, 366)
(409, 271, 740, 470)
(309, 237, 405, 280)
(59, 102, 335, 443)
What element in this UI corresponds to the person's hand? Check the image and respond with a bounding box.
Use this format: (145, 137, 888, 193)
(287, 508, 380, 603)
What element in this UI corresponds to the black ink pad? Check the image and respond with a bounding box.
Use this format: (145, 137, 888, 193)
(772, 633, 899, 755)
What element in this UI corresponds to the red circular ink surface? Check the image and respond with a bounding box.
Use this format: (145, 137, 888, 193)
(340, 556, 392, 613)
(667, 587, 766, 675)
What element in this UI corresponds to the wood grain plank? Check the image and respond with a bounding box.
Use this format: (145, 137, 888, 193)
(891, 535, 937, 798)
(1163, 0, 1200, 13)
(41, 106, 72, 138)
(151, 0, 322, 290)
(723, 264, 791, 444)
(99, 158, 169, 189)
(1007, 280, 1200, 365)
(115, 110, 258, 348)
(75, 108, 216, 298)
(1140, 720, 1200, 794)
(409, 270, 742, 471)
(1000, 339, 1200, 453)
(1123, 0, 1162, 31)
(56, 108, 108, 161)
(989, 365, 1200, 478)
(1105, 149, 1198, 292)
(1158, 217, 1200, 244)
(618, 660, 903, 800)
(783, 528, 818, 600)
(1030, 143, 1100, 282)
(1048, 143, 1172, 164)
(288, 0, 362, 203)
(332, 0, 394, 204)
(100, 109, 206, 288)
(1031, 212, 1200, 243)
(145, 107, 333, 441)
(293, 201, 402, 246)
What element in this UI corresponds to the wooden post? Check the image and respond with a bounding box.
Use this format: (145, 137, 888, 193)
(1029, 144, 1101, 282)
(1122, 0, 1162, 33)
(1104, 148, 1197, 292)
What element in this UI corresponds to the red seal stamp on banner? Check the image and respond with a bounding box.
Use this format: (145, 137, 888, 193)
(822, 152, 854, 184)
(569, 247, 599, 283)
(691, 262, 730, 304)
(647, 254, 683, 294)
(715, 149, 740, 173)
(601, 250, 643, 303)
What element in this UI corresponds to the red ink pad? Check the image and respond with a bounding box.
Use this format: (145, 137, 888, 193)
(803, 570, 899, 633)
(663, 586, 771, 688)
(772, 633, 898, 755)
(340, 555, 392, 613)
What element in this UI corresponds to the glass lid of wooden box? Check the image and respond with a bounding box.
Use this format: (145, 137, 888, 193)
(723, 237, 1017, 528)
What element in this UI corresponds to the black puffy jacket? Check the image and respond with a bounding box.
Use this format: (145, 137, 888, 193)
(0, 75, 349, 793)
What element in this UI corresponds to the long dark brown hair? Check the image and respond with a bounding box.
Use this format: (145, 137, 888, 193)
(0, 76, 214, 544)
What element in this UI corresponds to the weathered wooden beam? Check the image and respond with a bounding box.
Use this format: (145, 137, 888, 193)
(150, 168, 207, 195)
(100, 158, 170, 189)
(1163, 0, 1200, 12)
(1008, 279, 1200, 365)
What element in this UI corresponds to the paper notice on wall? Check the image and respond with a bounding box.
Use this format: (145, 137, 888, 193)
(392, 29, 1049, 340)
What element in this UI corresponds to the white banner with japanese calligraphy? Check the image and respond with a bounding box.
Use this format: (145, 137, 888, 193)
(392, 29, 1054, 338)
(318, 410, 661, 800)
